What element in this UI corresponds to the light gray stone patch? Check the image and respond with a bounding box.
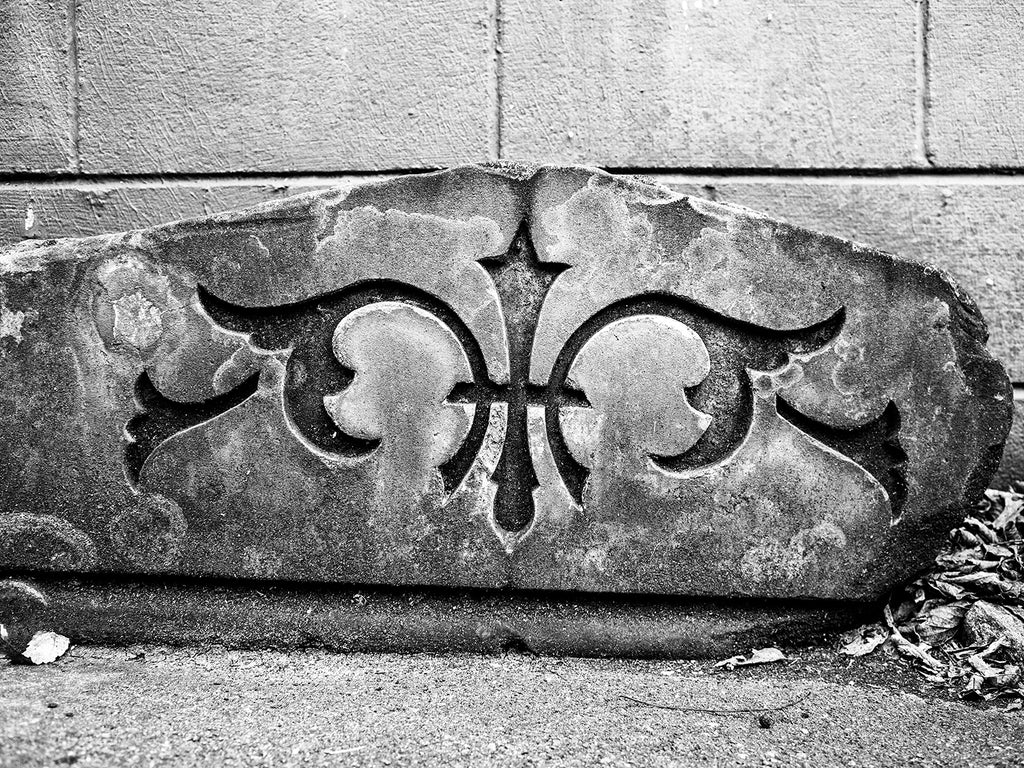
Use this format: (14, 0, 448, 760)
(0, 306, 26, 346)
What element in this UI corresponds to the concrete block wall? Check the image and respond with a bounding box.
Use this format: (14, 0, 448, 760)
(2, 0, 1023, 483)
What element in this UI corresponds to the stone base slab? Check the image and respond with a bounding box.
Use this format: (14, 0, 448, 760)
(1, 576, 872, 659)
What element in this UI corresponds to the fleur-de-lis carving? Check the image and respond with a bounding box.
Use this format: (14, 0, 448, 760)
(126, 221, 907, 535)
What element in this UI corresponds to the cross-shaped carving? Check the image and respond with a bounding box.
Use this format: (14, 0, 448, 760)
(448, 222, 587, 533)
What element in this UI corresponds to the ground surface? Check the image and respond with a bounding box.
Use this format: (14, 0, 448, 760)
(0, 646, 1020, 767)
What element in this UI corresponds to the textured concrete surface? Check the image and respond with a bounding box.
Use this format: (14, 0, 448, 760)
(928, 1, 1024, 167)
(1, 647, 1020, 767)
(0, 166, 1010, 607)
(992, 397, 1024, 489)
(0, 0, 73, 172)
(501, 0, 919, 168)
(0, 181, 337, 244)
(76, 0, 494, 172)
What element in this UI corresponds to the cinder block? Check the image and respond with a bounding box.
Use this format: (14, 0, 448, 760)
(666, 179, 1024, 383)
(502, 0, 919, 168)
(991, 397, 1024, 488)
(0, 182, 340, 245)
(928, 1, 1024, 167)
(0, 0, 73, 172)
(76, 0, 495, 172)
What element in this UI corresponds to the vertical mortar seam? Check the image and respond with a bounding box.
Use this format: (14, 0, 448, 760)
(491, 0, 503, 160)
(915, 0, 934, 167)
(68, 0, 81, 173)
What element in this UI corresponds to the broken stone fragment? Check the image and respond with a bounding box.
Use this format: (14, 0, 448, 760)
(0, 164, 1012, 609)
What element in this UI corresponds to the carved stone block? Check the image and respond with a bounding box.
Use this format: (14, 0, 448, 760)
(0, 165, 1012, 621)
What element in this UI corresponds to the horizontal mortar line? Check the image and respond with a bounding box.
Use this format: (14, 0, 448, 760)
(0, 177, 399, 193)
(3, 166, 1024, 188)
(606, 166, 1024, 180)
(647, 172, 1024, 187)
(7, 170, 1024, 192)
(0, 169, 418, 188)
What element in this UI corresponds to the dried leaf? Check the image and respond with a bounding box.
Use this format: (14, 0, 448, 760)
(21, 632, 69, 665)
(916, 601, 970, 646)
(839, 624, 889, 657)
(996, 665, 1021, 689)
(994, 496, 1024, 529)
(868, 491, 1024, 700)
(927, 579, 969, 601)
(745, 647, 786, 664)
(714, 655, 744, 670)
(884, 606, 944, 672)
(713, 647, 786, 671)
(983, 543, 1015, 559)
(968, 653, 1000, 680)
(964, 517, 999, 544)
(946, 571, 1004, 587)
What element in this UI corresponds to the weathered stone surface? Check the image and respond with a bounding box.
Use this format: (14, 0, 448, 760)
(502, 0, 919, 167)
(9, 179, 1024, 384)
(667, 180, 1024, 383)
(76, 0, 493, 172)
(928, 1, 1024, 167)
(0, 577, 868, 659)
(0, 0, 73, 172)
(0, 165, 1011, 612)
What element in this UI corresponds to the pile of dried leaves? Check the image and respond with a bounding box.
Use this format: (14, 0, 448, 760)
(840, 489, 1024, 707)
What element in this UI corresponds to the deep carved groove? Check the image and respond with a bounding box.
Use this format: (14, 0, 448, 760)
(127, 243, 907, 532)
(547, 293, 847, 479)
(776, 397, 909, 520)
(198, 281, 498, 494)
(473, 221, 575, 533)
(125, 370, 260, 487)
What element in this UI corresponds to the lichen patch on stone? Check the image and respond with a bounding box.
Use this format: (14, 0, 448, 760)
(112, 292, 164, 351)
